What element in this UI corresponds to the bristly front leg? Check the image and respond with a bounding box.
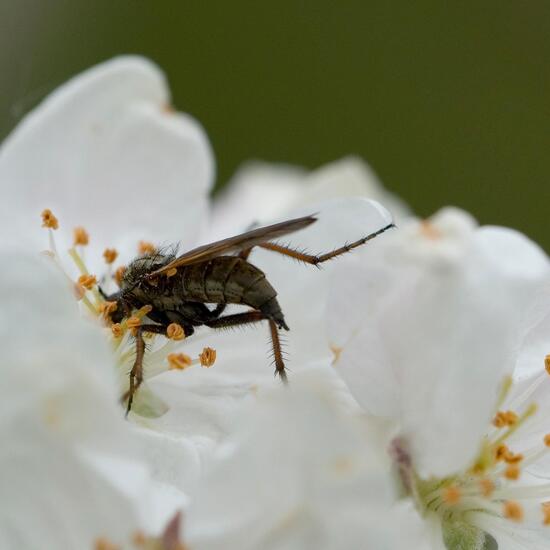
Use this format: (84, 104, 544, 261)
(126, 326, 145, 417)
(124, 323, 168, 416)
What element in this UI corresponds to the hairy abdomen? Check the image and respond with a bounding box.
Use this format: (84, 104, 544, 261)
(178, 257, 286, 325)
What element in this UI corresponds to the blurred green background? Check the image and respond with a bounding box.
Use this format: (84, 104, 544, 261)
(2, 1, 550, 247)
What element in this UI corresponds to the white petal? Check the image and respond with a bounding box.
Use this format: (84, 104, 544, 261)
(186, 368, 422, 550)
(329, 209, 550, 477)
(0, 251, 156, 548)
(208, 156, 410, 241)
(0, 56, 214, 264)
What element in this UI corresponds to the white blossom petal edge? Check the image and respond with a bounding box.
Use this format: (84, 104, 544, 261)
(0, 250, 166, 549)
(0, 55, 214, 264)
(185, 367, 434, 550)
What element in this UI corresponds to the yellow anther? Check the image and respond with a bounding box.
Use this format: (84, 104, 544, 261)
(495, 444, 509, 462)
(166, 267, 178, 278)
(199, 347, 217, 367)
(111, 323, 123, 338)
(41, 209, 58, 230)
(103, 248, 118, 264)
(479, 478, 495, 498)
(115, 265, 126, 286)
(167, 353, 193, 370)
(545, 355, 550, 376)
(442, 485, 461, 505)
(126, 317, 141, 329)
(493, 410, 518, 428)
(504, 464, 521, 480)
(94, 538, 120, 550)
(73, 226, 89, 246)
(137, 304, 153, 317)
(542, 502, 550, 526)
(132, 531, 147, 546)
(99, 301, 117, 313)
(544, 434, 550, 447)
(77, 274, 97, 290)
(504, 451, 523, 464)
(138, 240, 156, 255)
(73, 282, 86, 300)
(99, 301, 118, 321)
(503, 500, 523, 522)
(330, 344, 343, 364)
(419, 220, 441, 240)
(167, 323, 185, 341)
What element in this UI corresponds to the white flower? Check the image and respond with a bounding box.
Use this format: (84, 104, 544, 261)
(328, 207, 550, 548)
(185, 368, 432, 550)
(0, 250, 179, 549)
(0, 55, 214, 267)
(208, 155, 410, 241)
(0, 57, 399, 506)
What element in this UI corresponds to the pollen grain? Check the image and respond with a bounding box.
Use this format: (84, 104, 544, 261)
(103, 248, 118, 264)
(503, 500, 523, 522)
(73, 226, 89, 246)
(77, 274, 97, 290)
(167, 323, 185, 341)
(167, 353, 193, 370)
(442, 485, 461, 505)
(199, 347, 217, 367)
(138, 240, 156, 255)
(41, 209, 59, 230)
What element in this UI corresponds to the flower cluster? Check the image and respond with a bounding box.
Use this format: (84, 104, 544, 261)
(1, 56, 550, 550)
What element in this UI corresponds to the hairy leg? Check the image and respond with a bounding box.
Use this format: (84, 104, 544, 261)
(205, 311, 287, 381)
(257, 223, 395, 265)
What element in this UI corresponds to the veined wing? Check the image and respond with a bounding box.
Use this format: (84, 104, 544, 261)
(148, 215, 317, 277)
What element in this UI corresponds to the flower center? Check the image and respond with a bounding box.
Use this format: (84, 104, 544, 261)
(392, 372, 550, 548)
(40, 209, 217, 419)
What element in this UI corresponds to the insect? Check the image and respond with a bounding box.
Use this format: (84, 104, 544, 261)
(101, 215, 395, 414)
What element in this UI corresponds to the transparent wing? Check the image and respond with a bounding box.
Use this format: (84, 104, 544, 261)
(149, 215, 317, 276)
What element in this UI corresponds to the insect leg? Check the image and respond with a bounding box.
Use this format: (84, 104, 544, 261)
(124, 323, 168, 416)
(204, 311, 288, 382)
(126, 326, 146, 417)
(238, 247, 252, 260)
(258, 223, 395, 265)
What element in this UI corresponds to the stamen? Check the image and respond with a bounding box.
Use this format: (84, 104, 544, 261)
(41, 209, 58, 230)
(126, 317, 141, 329)
(442, 485, 461, 505)
(330, 344, 343, 364)
(77, 274, 97, 290)
(544, 434, 550, 447)
(138, 241, 156, 255)
(73, 226, 89, 246)
(542, 502, 550, 526)
(495, 444, 510, 462)
(504, 464, 521, 480)
(99, 301, 118, 322)
(112, 268, 125, 288)
(199, 347, 216, 367)
(73, 282, 86, 300)
(111, 323, 123, 338)
(419, 220, 441, 239)
(503, 500, 523, 522)
(503, 451, 523, 464)
(166, 267, 178, 278)
(132, 531, 147, 546)
(545, 354, 550, 376)
(493, 410, 518, 428)
(103, 248, 118, 264)
(167, 353, 193, 370)
(167, 323, 185, 341)
(478, 478, 494, 498)
(94, 538, 120, 550)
